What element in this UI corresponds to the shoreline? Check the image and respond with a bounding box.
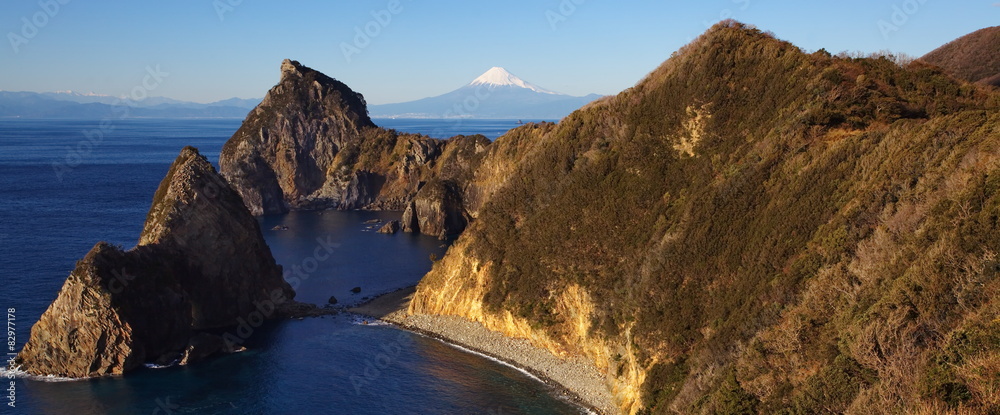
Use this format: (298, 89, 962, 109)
(349, 286, 617, 415)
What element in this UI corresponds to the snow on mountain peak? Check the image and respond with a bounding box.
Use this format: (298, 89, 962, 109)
(468, 67, 562, 95)
(52, 90, 112, 97)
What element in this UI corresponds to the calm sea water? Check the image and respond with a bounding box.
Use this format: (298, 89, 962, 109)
(374, 118, 549, 140)
(0, 118, 580, 414)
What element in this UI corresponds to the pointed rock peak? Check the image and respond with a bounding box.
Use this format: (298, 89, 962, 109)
(682, 20, 782, 57)
(281, 59, 306, 80)
(468, 67, 562, 95)
(14, 145, 294, 378)
(279, 59, 334, 85)
(141, 146, 243, 246)
(177, 145, 204, 162)
(250, 59, 373, 130)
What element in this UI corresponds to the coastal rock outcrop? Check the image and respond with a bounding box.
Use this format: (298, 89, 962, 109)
(400, 180, 466, 238)
(219, 60, 491, 238)
(397, 134, 488, 238)
(219, 59, 376, 215)
(14, 147, 295, 378)
(377, 220, 400, 234)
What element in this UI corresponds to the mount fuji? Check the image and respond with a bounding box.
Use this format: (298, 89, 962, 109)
(369, 67, 601, 120)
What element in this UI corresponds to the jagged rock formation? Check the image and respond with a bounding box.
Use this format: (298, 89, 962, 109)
(220, 59, 376, 215)
(410, 21, 1000, 414)
(377, 220, 400, 234)
(219, 59, 488, 238)
(400, 134, 490, 238)
(920, 26, 1000, 87)
(14, 147, 295, 378)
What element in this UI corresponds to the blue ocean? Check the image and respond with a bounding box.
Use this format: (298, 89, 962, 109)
(0, 118, 579, 414)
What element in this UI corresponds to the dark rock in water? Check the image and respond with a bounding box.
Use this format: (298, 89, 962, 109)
(14, 147, 296, 378)
(271, 225, 289, 231)
(377, 220, 400, 234)
(351, 287, 362, 294)
(153, 352, 181, 367)
(399, 134, 487, 239)
(364, 219, 382, 224)
(179, 333, 225, 365)
(328, 295, 338, 305)
(401, 200, 419, 234)
(400, 179, 468, 239)
(278, 301, 337, 318)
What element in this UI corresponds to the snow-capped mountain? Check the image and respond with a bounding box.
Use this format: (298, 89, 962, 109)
(468, 67, 561, 95)
(369, 67, 600, 120)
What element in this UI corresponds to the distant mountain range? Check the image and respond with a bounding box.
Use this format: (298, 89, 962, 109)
(0, 90, 261, 118)
(369, 67, 601, 119)
(2, 67, 597, 120)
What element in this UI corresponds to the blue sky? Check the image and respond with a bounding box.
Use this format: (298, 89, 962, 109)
(0, 0, 996, 105)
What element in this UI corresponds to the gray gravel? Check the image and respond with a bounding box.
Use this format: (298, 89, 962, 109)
(351, 288, 618, 415)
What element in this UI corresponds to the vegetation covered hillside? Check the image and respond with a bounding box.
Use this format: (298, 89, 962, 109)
(920, 26, 1000, 87)
(411, 21, 1000, 414)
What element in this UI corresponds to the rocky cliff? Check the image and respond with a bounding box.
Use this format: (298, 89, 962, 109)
(220, 60, 488, 238)
(411, 21, 1000, 414)
(14, 147, 295, 378)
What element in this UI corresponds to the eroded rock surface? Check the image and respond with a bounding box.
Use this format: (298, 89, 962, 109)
(219, 60, 491, 237)
(14, 147, 295, 378)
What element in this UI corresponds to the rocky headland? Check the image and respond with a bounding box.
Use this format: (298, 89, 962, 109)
(13, 147, 306, 378)
(409, 22, 1000, 414)
(219, 59, 490, 239)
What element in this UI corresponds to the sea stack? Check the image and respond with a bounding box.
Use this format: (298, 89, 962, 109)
(219, 59, 488, 238)
(219, 59, 377, 216)
(13, 147, 295, 378)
